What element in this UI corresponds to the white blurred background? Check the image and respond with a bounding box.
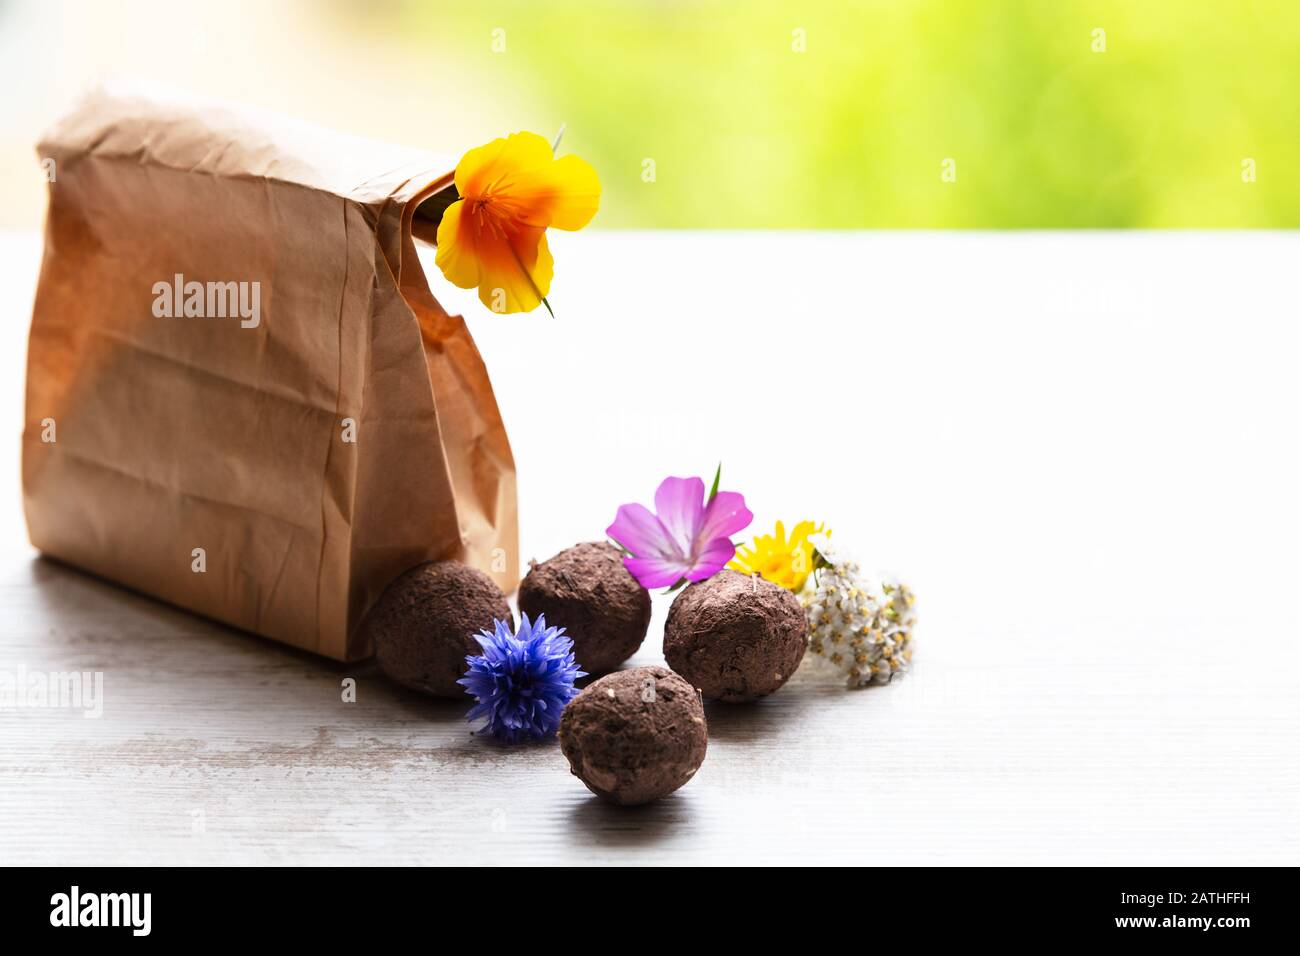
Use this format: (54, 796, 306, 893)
(0, 0, 528, 228)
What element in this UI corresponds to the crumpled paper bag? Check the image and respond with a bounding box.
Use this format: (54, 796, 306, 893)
(23, 84, 518, 661)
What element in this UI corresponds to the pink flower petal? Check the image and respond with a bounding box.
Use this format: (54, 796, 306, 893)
(606, 503, 678, 560)
(688, 537, 737, 581)
(653, 476, 706, 553)
(624, 555, 690, 589)
(607, 474, 750, 590)
(697, 490, 753, 545)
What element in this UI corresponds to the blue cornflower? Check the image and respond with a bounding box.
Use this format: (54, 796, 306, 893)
(458, 613, 586, 743)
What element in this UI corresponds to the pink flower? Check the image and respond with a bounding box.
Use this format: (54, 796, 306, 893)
(606, 475, 754, 589)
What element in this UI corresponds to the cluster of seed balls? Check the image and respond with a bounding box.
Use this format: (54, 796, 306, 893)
(360, 542, 809, 805)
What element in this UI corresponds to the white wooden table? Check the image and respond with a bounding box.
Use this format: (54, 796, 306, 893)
(2, 231, 1297, 865)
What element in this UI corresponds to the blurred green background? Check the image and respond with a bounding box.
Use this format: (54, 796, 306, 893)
(1, 1, 1296, 228)
(395, 0, 1299, 227)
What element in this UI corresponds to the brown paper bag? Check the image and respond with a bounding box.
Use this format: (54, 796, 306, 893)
(23, 85, 518, 661)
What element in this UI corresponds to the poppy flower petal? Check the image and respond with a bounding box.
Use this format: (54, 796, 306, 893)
(455, 131, 555, 198)
(435, 197, 555, 312)
(433, 200, 481, 290)
(473, 228, 553, 314)
(504, 154, 602, 231)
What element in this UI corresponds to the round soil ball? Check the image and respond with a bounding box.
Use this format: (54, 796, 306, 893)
(364, 560, 512, 698)
(663, 570, 808, 702)
(559, 666, 707, 806)
(518, 541, 651, 674)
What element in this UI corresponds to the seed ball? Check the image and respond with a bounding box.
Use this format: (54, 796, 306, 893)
(364, 560, 512, 698)
(518, 541, 651, 674)
(559, 666, 707, 806)
(663, 570, 808, 702)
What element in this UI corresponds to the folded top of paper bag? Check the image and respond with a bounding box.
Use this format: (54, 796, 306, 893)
(41, 81, 457, 206)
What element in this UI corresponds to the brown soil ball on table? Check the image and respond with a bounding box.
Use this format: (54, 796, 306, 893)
(363, 560, 512, 698)
(663, 570, 807, 702)
(518, 541, 651, 674)
(559, 666, 707, 806)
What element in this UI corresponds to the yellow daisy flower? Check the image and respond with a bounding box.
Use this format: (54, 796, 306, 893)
(728, 520, 828, 592)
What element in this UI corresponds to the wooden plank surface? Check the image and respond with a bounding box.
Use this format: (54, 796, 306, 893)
(2, 232, 1297, 865)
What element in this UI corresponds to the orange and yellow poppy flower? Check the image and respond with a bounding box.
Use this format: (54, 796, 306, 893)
(434, 131, 600, 314)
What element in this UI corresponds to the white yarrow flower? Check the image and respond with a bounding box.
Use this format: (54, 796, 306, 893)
(800, 536, 915, 687)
